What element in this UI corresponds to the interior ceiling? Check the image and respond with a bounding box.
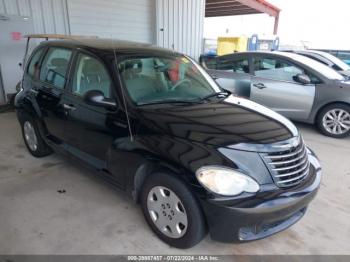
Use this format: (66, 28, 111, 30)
(205, 0, 280, 18)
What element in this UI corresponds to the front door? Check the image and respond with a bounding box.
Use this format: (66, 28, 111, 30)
(250, 55, 315, 121)
(62, 52, 126, 169)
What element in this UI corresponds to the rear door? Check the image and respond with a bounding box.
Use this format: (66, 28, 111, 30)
(250, 55, 316, 120)
(207, 54, 252, 98)
(27, 46, 73, 141)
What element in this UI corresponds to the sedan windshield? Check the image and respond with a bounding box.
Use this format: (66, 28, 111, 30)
(281, 52, 345, 81)
(118, 55, 222, 105)
(315, 51, 350, 71)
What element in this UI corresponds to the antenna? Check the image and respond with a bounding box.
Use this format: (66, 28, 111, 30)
(111, 37, 134, 142)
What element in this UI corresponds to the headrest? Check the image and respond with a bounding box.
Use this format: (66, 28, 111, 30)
(83, 59, 101, 73)
(51, 58, 68, 67)
(124, 60, 142, 74)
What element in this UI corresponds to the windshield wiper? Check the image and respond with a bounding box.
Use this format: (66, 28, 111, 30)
(138, 99, 200, 106)
(199, 91, 230, 101)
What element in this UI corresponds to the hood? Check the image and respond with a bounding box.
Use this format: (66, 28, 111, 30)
(137, 95, 298, 147)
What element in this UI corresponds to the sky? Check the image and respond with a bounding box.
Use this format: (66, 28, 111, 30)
(204, 0, 350, 50)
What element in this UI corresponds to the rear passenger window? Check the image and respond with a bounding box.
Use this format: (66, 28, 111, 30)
(40, 48, 72, 89)
(72, 53, 111, 98)
(27, 48, 45, 80)
(217, 57, 249, 74)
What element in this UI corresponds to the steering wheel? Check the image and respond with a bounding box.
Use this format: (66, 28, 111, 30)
(170, 79, 191, 91)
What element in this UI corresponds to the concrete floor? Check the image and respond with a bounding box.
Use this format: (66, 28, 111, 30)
(0, 111, 349, 255)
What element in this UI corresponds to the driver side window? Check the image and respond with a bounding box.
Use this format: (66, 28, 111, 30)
(72, 53, 112, 98)
(254, 57, 303, 83)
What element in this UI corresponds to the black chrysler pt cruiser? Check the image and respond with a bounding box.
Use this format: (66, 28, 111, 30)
(15, 39, 321, 249)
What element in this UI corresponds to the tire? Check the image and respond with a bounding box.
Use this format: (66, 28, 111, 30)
(140, 172, 206, 249)
(19, 113, 52, 157)
(316, 103, 350, 138)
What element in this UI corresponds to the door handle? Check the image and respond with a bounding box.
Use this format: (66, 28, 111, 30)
(253, 83, 267, 89)
(63, 104, 76, 111)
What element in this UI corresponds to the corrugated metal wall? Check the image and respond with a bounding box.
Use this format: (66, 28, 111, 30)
(156, 0, 205, 60)
(0, 0, 69, 34)
(67, 0, 156, 43)
(1, 0, 205, 58)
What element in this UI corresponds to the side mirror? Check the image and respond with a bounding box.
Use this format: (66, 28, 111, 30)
(83, 90, 117, 110)
(294, 74, 311, 85)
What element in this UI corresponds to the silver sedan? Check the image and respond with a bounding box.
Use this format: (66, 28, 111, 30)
(204, 51, 350, 138)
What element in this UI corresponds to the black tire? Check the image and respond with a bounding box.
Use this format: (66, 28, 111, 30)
(316, 103, 350, 138)
(19, 113, 52, 157)
(140, 172, 206, 249)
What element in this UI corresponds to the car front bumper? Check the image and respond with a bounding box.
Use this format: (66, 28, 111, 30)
(199, 154, 321, 243)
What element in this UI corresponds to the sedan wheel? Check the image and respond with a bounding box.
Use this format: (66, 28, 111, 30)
(23, 121, 38, 151)
(147, 186, 188, 239)
(317, 104, 350, 138)
(322, 109, 350, 135)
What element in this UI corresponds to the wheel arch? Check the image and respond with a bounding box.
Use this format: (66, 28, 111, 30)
(314, 101, 350, 123)
(16, 98, 49, 139)
(131, 159, 192, 204)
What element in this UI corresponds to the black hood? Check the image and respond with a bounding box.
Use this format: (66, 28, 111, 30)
(136, 96, 298, 147)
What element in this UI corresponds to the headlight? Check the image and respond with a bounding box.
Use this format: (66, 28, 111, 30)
(196, 166, 260, 196)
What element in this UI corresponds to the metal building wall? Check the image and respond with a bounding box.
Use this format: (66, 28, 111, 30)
(0, 0, 69, 35)
(67, 0, 156, 43)
(156, 0, 205, 60)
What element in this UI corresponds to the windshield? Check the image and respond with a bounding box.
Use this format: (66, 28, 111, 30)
(118, 55, 221, 105)
(314, 51, 350, 71)
(283, 52, 345, 80)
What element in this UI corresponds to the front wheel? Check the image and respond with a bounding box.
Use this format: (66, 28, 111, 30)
(316, 103, 350, 138)
(140, 172, 206, 249)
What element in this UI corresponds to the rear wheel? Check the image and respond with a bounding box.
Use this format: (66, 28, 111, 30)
(140, 172, 206, 249)
(20, 114, 52, 157)
(316, 103, 350, 138)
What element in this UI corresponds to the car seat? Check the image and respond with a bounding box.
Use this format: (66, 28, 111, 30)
(80, 58, 111, 97)
(47, 58, 68, 87)
(122, 60, 157, 103)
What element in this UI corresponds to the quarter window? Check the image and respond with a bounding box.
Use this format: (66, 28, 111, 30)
(40, 48, 72, 89)
(254, 57, 303, 83)
(72, 54, 111, 98)
(27, 48, 45, 80)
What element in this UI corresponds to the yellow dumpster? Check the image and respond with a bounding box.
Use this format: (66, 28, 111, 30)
(217, 37, 248, 56)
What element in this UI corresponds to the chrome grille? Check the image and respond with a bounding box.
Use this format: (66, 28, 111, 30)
(261, 140, 310, 188)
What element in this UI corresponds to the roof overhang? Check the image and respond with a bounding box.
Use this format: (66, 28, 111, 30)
(205, 0, 281, 34)
(205, 0, 280, 17)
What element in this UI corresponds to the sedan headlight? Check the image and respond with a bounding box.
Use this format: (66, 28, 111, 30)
(196, 166, 260, 196)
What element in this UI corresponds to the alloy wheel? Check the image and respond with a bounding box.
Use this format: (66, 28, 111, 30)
(322, 109, 350, 135)
(147, 186, 188, 239)
(23, 121, 38, 151)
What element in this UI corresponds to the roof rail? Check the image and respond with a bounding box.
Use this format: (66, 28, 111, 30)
(23, 34, 98, 40)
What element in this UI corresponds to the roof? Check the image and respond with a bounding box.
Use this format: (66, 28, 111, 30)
(205, 0, 280, 17)
(219, 51, 306, 61)
(39, 38, 179, 55)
